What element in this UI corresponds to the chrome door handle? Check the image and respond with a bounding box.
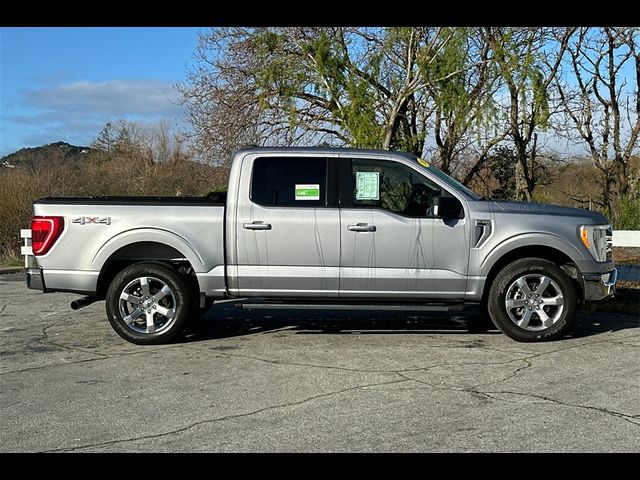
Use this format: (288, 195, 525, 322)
(347, 223, 376, 232)
(243, 222, 272, 231)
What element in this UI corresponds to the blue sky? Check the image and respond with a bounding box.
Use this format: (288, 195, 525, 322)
(0, 27, 201, 155)
(1, 27, 636, 159)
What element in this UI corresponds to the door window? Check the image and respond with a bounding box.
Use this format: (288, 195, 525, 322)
(251, 157, 328, 207)
(350, 159, 442, 217)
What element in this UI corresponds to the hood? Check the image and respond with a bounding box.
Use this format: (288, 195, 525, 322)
(490, 200, 610, 224)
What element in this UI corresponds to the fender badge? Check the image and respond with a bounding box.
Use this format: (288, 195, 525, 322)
(72, 216, 111, 225)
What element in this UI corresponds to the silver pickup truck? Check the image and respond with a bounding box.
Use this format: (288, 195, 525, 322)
(21, 147, 616, 344)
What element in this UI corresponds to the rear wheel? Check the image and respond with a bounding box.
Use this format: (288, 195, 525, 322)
(106, 262, 192, 345)
(487, 258, 577, 342)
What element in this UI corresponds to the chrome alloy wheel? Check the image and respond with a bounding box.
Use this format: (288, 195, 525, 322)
(505, 274, 565, 331)
(118, 276, 176, 334)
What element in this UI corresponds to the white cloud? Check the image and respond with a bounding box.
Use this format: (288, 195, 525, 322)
(22, 80, 182, 117)
(5, 79, 185, 150)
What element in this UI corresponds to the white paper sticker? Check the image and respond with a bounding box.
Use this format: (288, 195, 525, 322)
(295, 184, 320, 201)
(356, 171, 380, 200)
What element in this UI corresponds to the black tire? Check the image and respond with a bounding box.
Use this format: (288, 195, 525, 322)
(184, 298, 215, 332)
(467, 310, 497, 333)
(105, 262, 194, 345)
(487, 258, 577, 342)
(199, 298, 215, 317)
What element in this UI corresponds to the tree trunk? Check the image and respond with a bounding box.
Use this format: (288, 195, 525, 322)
(602, 170, 613, 217)
(515, 160, 532, 202)
(617, 160, 629, 197)
(513, 137, 534, 202)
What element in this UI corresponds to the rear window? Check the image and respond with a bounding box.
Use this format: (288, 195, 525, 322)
(251, 157, 327, 207)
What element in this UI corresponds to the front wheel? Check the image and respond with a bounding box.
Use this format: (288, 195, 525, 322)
(487, 258, 577, 342)
(105, 262, 192, 345)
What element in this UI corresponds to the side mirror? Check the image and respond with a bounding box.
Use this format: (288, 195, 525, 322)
(432, 196, 463, 220)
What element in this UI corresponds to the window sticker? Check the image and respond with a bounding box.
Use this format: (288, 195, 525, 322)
(356, 171, 380, 200)
(295, 184, 320, 200)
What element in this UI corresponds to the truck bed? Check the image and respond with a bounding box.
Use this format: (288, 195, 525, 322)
(31, 196, 226, 296)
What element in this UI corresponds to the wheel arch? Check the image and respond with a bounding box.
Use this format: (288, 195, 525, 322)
(96, 241, 200, 299)
(481, 244, 583, 307)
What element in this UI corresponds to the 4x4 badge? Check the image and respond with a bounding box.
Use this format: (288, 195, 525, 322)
(72, 217, 111, 225)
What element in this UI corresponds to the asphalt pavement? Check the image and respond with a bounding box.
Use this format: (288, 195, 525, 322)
(1, 272, 638, 452)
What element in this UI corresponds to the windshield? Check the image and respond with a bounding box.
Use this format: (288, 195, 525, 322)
(414, 159, 481, 200)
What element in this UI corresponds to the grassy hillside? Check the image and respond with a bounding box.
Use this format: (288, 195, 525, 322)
(0, 146, 229, 260)
(1, 142, 93, 170)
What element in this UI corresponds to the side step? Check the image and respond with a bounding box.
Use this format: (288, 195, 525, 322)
(239, 302, 475, 312)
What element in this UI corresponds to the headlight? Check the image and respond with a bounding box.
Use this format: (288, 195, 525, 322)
(579, 225, 612, 262)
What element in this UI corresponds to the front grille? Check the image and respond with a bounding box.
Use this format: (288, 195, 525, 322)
(605, 226, 613, 262)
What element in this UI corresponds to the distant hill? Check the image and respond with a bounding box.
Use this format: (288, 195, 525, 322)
(1, 142, 93, 170)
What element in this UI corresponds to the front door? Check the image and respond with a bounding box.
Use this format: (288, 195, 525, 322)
(339, 157, 471, 300)
(234, 155, 340, 297)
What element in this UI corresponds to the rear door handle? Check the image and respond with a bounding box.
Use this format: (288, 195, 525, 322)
(347, 223, 376, 232)
(243, 221, 272, 231)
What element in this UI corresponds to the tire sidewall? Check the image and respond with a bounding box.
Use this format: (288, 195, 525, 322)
(488, 258, 577, 342)
(106, 263, 191, 345)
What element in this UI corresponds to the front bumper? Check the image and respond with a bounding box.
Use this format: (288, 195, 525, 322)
(582, 268, 617, 301)
(26, 268, 45, 292)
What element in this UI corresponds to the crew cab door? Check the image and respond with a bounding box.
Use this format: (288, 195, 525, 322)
(233, 155, 340, 297)
(339, 157, 470, 300)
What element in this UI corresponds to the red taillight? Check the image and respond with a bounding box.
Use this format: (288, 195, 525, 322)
(31, 216, 64, 256)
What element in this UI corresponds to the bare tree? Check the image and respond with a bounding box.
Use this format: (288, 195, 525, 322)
(555, 27, 639, 214)
(176, 28, 264, 164)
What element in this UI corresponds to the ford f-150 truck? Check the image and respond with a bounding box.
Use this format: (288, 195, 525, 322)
(21, 147, 617, 344)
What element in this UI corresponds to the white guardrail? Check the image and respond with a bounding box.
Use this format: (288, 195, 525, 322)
(20, 229, 34, 268)
(612, 230, 640, 248)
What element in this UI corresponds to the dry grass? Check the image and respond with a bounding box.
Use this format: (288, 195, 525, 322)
(0, 153, 228, 261)
(613, 247, 640, 265)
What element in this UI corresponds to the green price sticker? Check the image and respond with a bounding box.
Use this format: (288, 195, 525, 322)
(295, 184, 320, 201)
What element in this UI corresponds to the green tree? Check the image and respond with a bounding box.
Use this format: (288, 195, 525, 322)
(483, 27, 575, 202)
(178, 27, 503, 176)
(426, 28, 506, 179)
(486, 146, 517, 200)
(92, 122, 116, 151)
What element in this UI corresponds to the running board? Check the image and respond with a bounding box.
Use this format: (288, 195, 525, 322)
(239, 303, 474, 312)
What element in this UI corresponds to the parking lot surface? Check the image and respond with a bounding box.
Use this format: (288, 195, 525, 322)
(1, 272, 639, 452)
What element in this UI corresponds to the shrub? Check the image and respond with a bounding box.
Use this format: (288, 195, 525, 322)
(0, 154, 229, 261)
(614, 196, 640, 230)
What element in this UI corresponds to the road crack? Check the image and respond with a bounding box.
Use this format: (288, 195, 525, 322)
(187, 347, 529, 376)
(35, 319, 112, 360)
(0, 344, 184, 376)
(395, 370, 640, 429)
(481, 390, 640, 428)
(42, 376, 410, 452)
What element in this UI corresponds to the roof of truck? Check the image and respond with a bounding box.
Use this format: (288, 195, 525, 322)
(233, 146, 419, 161)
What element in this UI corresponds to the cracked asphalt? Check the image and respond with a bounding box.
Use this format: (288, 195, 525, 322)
(1, 272, 639, 452)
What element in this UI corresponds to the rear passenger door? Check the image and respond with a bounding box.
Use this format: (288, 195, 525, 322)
(233, 156, 341, 297)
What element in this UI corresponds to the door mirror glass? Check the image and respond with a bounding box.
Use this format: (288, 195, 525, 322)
(432, 195, 463, 220)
